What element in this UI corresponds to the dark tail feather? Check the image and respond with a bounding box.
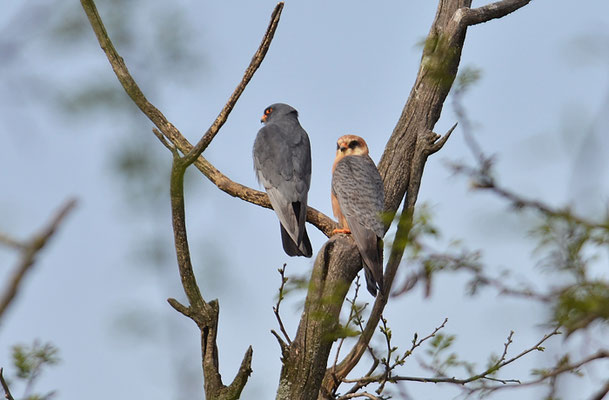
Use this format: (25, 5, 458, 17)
(300, 229, 312, 258)
(363, 267, 378, 297)
(362, 237, 384, 297)
(280, 224, 312, 258)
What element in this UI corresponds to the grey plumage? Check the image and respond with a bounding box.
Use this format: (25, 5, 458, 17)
(332, 154, 385, 296)
(253, 103, 313, 257)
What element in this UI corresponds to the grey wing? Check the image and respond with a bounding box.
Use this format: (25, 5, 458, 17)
(332, 155, 385, 295)
(332, 155, 385, 237)
(253, 122, 311, 252)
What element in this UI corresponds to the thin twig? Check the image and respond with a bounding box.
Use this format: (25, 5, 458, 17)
(336, 392, 382, 400)
(328, 207, 414, 387)
(344, 326, 561, 390)
(0, 199, 77, 321)
(590, 380, 609, 400)
(343, 318, 448, 390)
(457, 0, 532, 28)
(475, 349, 609, 395)
(0, 368, 15, 400)
(273, 264, 292, 345)
(332, 275, 363, 372)
(181, 2, 284, 165)
(0, 234, 24, 250)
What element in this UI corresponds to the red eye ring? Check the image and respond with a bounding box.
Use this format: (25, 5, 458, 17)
(265, 108, 273, 115)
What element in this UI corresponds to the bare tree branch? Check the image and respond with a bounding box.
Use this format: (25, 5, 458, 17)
(457, 0, 532, 28)
(0, 199, 77, 322)
(451, 160, 609, 231)
(273, 264, 292, 346)
(475, 349, 609, 395)
(0, 234, 24, 250)
(0, 368, 15, 400)
(590, 380, 609, 400)
(336, 392, 382, 400)
(343, 328, 562, 391)
(322, 207, 414, 396)
(167, 147, 252, 399)
(181, 1, 284, 165)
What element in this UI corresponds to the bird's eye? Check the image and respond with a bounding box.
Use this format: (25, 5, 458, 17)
(265, 108, 273, 115)
(348, 140, 358, 149)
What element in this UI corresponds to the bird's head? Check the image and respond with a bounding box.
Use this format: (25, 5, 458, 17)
(260, 103, 298, 123)
(336, 135, 369, 157)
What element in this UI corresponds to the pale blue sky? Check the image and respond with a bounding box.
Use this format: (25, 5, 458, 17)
(1, 1, 609, 399)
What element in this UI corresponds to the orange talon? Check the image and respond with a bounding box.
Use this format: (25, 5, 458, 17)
(332, 228, 351, 235)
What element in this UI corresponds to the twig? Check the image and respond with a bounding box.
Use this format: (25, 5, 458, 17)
(181, 2, 284, 165)
(152, 128, 173, 152)
(0, 234, 24, 250)
(332, 275, 364, 371)
(475, 349, 609, 394)
(498, 330, 514, 363)
(345, 326, 561, 390)
(336, 392, 382, 400)
(456, 0, 532, 28)
(326, 207, 414, 388)
(343, 318, 448, 390)
(401, 318, 449, 361)
(452, 160, 609, 231)
(590, 379, 609, 400)
(273, 264, 292, 345)
(0, 368, 15, 400)
(0, 199, 77, 321)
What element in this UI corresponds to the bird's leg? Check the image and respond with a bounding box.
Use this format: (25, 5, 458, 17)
(332, 227, 351, 235)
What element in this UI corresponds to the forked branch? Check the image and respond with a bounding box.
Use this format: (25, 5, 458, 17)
(0, 199, 77, 322)
(81, 0, 336, 237)
(167, 146, 253, 399)
(0, 368, 15, 400)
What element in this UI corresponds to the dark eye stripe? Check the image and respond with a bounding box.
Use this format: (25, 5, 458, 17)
(348, 140, 358, 149)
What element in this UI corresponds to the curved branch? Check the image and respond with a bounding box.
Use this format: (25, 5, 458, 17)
(155, 128, 338, 237)
(457, 0, 532, 28)
(82, 0, 336, 237)
(182, 2, 284, 165)
(0, 199, 77, 321)
(169, 148, 252, 399)
(0, 368, 15, 400)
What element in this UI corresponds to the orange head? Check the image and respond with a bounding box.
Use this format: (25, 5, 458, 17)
(333, 135, 370, 172)
(336, 135, 369, 157)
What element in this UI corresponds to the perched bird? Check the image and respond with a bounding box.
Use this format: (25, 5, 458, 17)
(253, 103, 313, 257)
(331, 135, 385, 296)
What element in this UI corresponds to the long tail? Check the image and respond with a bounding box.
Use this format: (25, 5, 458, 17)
(280, 224, 312, 257)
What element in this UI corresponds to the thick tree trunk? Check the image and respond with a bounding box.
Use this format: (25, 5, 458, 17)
(276, 236, 361, 400)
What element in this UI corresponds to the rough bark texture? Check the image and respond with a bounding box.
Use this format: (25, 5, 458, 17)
(276, 236, 362, 400)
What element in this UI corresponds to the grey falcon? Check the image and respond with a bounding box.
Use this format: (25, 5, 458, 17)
(331, 134, 385, 296)
(253, 103, 313, 257)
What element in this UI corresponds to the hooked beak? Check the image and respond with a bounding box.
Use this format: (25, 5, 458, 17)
(260, 114, 268, 123)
